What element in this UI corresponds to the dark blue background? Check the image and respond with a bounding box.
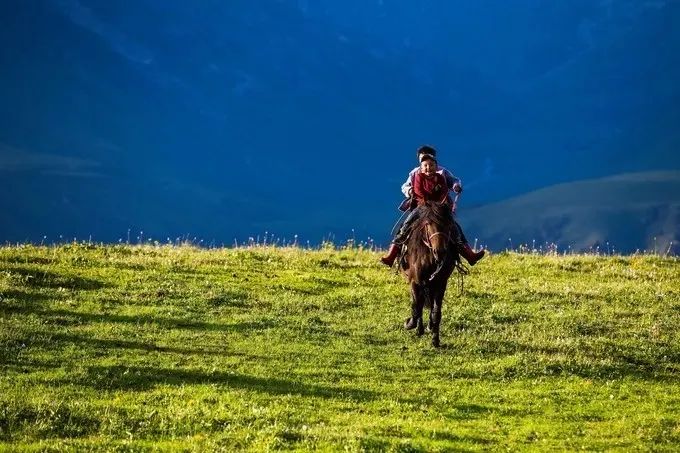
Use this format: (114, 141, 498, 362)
(1, 0, 679, 247)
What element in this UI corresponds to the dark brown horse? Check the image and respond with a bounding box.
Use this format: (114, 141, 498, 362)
(399, 201, 461, 347)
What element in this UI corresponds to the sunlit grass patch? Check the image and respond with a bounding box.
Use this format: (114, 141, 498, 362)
(0, 244, 678, 450)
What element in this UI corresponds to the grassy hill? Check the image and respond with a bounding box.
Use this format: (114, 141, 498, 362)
(1, 244, 678, 451)
(461, 171, 680, 253)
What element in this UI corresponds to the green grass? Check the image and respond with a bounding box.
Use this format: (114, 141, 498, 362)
(0, 244, 679, 451)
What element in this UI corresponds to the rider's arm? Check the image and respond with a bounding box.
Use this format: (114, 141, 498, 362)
(400, 168, 418, 198)
(412, 173, 425, 201)
(441, 167, 462, 193)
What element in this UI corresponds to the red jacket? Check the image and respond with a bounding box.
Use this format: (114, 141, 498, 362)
(413, 172, 449, 205)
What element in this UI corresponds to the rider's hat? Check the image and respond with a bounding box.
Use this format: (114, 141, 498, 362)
(419, 153, 437, 163)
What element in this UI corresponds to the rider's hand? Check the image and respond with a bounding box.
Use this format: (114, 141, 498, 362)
(452, 183, 463, 194)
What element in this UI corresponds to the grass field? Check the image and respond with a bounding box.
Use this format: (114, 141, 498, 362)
(0, 244, 679, 451)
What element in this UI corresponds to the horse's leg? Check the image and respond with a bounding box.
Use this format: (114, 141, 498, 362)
(416, 312, 425, 336)
(404, 283, 425, 335)
(414, 285, 426, 336)
(429, 281, 447, 348)
(404, 283, 420, 330)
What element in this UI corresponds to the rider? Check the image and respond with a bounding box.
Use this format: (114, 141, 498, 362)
(402, 145, 460, 207)
(412, 154, 450, 205)
(381, 145, 485, 267)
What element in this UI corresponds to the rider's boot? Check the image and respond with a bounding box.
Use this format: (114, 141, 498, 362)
(380, 243, 402, 267)
(460, 243, 485, 266)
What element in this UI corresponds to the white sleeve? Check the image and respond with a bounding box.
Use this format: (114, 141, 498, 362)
(401, 169, 416, 198)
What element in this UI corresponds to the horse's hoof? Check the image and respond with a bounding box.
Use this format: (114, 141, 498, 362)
(432, 337, 441, 348)
(404, 318, 417, 330)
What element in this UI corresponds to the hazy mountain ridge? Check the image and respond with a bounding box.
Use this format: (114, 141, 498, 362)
(461, 171, 680, 253)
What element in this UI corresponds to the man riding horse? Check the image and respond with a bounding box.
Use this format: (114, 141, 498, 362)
(381, 145, 485, 347)
(381, 145, 485, 267)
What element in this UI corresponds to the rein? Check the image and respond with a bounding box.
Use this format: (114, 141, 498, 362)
(390, 202, 411, 238)
(422, 224, 451, 282)
(422, 227, 451, 250)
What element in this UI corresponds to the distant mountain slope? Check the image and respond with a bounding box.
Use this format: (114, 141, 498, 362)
(460, 171, 680, 253)
(1, 1, 679, 244)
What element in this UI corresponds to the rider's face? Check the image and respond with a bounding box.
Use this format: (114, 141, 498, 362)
(420, 159, 437, 176)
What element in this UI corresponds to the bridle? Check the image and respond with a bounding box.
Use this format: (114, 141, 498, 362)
(422, 225, 452, 250)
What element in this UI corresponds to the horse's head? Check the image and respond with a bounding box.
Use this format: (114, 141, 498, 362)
(422, 202, 454, 262)
(403, 201, 458, 284)
(424, 223, 447, 262)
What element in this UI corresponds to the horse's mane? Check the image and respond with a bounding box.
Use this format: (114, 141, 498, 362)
(404, 202, 458, 283)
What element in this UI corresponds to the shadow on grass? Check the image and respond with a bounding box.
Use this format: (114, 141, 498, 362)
(444, 402, 495, 420)
(512, 289, 610, 306)
(0, 305, 279, 333)
(206, 289, 251, 308)
(532, 360, 680, 382)
(63, 364, 377, 401)
(0, 400, 100, 441)
(369, 422, 493, 449)
(4, 267, 107, 290)
(0, 289, 55, 304)
(1, 356, 64, 371)
(420, 428, 493, 446)
(461, 290, 496, 305)
(465, 338, 679, 381)
(29, 332, 271, 358)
